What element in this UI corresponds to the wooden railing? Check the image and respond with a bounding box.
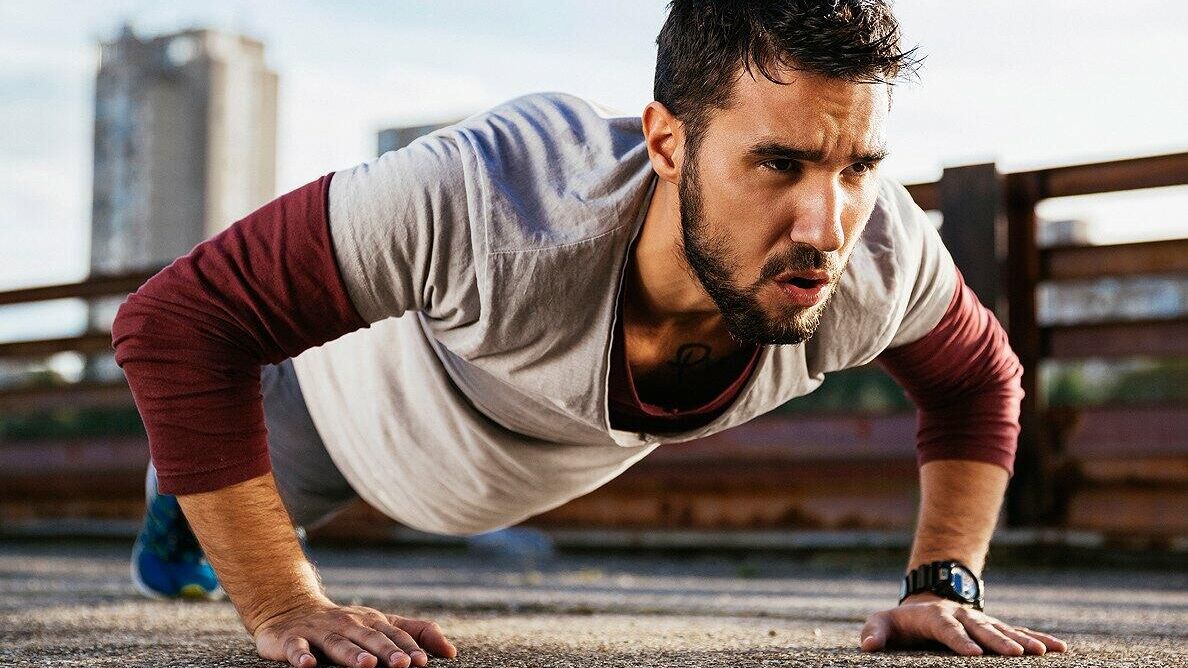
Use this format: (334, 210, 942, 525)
(1001, 153, 1188, 536)
(1, 153, 1185, 539)
(915, 152, 1188, 536)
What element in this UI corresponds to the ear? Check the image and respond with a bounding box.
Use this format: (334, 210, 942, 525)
(641, 101, 684, 185)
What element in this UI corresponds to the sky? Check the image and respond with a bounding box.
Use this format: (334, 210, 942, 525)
(1, 0, 1186, 340)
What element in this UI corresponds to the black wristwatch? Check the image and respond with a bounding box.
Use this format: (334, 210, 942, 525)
(899, 560, 984, 610)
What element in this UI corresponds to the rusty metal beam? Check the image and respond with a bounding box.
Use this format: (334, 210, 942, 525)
(1042, 238, 1188, 280)
(0, 333, 115, 359)
(0, 437, 147, 500)
(0, 472, 145, 500)
(1060, 405, 1188, 459)
(1067, 485, 1188, 536)
(1042, 152, 1188, 199)
(1077, 457, 1188, 485)
(643, 412, 919, 463)
(1044, 317, 1188, 359)
(0, 380, 133, 412)
(0, 269, 160, 307)
(527, 413, 919, 530)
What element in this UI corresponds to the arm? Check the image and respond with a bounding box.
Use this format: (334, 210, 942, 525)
(858, 271, 1067, 656)
(178, 474, 328, 634)
(114, 137, 468, 668)
(880, 266, 1019, 577)
(908, 460, 1005, 576)
(179, 473, 454, 668)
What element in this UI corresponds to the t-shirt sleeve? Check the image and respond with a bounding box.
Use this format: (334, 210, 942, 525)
(882, 180, 959, 349)
(111, 135, 469, 495)
(324, 133, 471, 323)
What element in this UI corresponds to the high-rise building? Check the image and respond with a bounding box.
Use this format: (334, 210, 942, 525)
(377, 121, 459, 157)
(89, 25, 277, 331)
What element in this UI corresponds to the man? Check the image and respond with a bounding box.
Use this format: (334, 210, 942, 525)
(113, 1, 1069, 666)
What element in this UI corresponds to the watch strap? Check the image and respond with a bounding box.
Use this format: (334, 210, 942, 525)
(900, 560, 983, 610)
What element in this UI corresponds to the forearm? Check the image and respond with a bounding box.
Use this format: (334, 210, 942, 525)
(907, 459, 1008, 575)
(177, 472, 331, 633)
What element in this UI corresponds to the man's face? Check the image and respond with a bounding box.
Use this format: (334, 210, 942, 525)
(678, 68, 889, 345)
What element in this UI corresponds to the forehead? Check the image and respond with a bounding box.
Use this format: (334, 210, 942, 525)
(707, 66, 889, 152)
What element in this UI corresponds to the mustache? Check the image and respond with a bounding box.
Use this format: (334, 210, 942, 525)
(757, 244, 839, 283)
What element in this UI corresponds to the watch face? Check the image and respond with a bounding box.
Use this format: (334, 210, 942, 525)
(949, 565, 980, 601)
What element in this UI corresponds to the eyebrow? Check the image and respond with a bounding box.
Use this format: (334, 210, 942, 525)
(746, 140, 890, 164)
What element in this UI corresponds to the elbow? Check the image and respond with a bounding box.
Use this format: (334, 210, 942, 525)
(111, 292, 160, 368)
(111, 294, 142, 366)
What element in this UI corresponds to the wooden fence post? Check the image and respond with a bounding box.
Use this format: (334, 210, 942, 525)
(937, 163, 1053, 526)
(1003, 171, 1052, 525)
(938, 163, 1004, 315)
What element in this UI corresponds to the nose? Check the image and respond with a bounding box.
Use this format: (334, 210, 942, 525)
(787, 177, 845, 253)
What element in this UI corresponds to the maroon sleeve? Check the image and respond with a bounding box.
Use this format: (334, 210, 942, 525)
(111, 174, 368, 495)
(875, 268, 1023, 475)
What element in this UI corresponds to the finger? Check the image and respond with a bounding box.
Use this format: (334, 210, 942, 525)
(390, 616, 458, 659)
(346, 626, 408, 668)
(932, 615, 983, 656)
(374, 621, 428, 667)
(956, 611, 1024, 656)
(859, 612, 891, 652)
(994, 623, 1047, 655)
(283, 636, 317, 668)
(319, 631, 377, 668)
(1016, 626, 1069, 653)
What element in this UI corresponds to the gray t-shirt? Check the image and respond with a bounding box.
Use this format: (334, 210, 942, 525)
(292, 92, 957, 535)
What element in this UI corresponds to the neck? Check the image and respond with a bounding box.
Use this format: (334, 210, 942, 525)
(624, 177, 722, 331)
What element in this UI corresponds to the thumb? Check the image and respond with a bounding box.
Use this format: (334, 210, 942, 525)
(860, 612, 891, 653)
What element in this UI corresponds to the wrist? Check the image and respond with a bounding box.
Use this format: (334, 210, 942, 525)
(239, 559, 333, 633)
(899, 559, 984, 610)
(245, 589, 334, 635)
(899, 591, 966, 606)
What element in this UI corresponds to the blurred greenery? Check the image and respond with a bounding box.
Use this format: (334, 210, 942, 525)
(0, 357, 146, 441)
(1042, 357, 1188, 408)
(777, 365, 910, 414)
(0, 406, 145, 441)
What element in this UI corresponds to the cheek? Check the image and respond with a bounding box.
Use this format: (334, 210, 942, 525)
(837, 187, 879, 255)
(699, 173, 782, 250)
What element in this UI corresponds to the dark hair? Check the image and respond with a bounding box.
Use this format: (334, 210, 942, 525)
(655, 0, 921, 144)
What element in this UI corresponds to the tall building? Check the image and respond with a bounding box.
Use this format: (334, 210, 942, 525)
(89, 25, 277, 331)
(377, 121, 459, 157)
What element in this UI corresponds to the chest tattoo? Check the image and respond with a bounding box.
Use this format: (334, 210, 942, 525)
(630, 339, 752, 410)
(667, 343, 713, 384)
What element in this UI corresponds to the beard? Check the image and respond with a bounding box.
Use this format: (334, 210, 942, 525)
(677, 149, 841, 346)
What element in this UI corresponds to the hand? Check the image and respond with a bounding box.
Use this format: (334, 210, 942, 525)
(254, 601, 458, 668)
(860, 593, 1068, 656)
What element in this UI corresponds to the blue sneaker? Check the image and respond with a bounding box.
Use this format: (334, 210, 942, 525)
(130, 473, 223, 600)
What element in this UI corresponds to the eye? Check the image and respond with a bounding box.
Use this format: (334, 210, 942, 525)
(849, 162, 876, 175)
(761, 158, 797, 172)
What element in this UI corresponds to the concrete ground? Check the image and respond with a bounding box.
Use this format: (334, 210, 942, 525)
(1, 539, 1184, 667)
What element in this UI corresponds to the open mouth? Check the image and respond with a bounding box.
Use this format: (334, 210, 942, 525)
(773, 272, 830, 306)
(785, 276, 825, 289)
